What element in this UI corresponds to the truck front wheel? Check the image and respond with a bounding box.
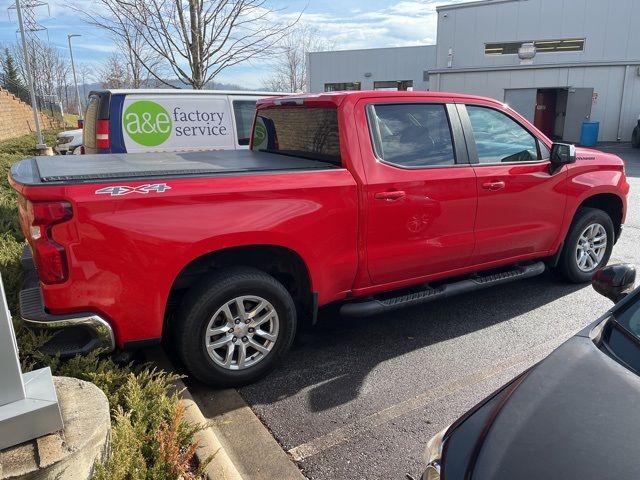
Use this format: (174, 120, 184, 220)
(175, 267, 297, 387)
(555, 207, 614, 283)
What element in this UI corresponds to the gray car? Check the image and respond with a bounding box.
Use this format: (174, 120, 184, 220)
(423, 264, 638, 480)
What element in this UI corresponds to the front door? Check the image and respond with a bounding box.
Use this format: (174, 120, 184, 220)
(534, 89, 557, 138)
(459, 103, 567, 266)
(359, 100, 477, 285)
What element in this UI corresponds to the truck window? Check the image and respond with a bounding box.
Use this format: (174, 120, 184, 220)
(233, 100, 256, 146)
(368, 103, 456, 168)
(252, 107, 341, 165)
(466, 105, 540, 164)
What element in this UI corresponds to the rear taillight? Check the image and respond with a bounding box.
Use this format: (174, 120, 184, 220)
(96, 119, 110, 150)
(27, 201, 73, 284)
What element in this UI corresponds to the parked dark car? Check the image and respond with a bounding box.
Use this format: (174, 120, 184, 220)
(423, 264, 638, 480)
(633, 115, 639, 148)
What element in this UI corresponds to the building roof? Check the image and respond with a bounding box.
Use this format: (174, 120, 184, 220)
(308, 44, 436, 56)
(437, 0, 521, 12)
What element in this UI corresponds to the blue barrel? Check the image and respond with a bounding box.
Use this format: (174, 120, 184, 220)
(580, 121, 600, 147)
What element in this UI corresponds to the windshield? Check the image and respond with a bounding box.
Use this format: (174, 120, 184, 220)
(251, 107, 341, 165)
(615, 294, 640, 340)
(601, 291, 640, 375)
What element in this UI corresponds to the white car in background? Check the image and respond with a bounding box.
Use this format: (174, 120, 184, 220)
(55, 128, 83, 155)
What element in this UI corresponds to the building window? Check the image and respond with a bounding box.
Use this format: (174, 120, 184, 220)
(484, 38, 585, 55)
(324, 82, 361, 92)
(373, 80, 414, 91)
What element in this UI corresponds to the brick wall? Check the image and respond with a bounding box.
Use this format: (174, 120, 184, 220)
(0, 87, 60, 142)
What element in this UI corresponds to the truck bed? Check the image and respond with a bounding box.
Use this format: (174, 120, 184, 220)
(11, 150, 338, 186)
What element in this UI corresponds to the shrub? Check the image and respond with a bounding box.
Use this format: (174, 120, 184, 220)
(0, 132, 206, 479)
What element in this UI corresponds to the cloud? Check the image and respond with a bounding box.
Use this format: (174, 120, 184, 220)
(0, 0, 465, 89)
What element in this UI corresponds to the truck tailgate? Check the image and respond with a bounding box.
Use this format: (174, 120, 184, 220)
(11, 150, 338, 185)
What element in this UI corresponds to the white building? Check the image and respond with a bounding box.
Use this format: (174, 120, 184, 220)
(307, 0, 640, 143)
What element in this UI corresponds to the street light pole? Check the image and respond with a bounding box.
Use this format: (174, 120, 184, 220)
(68, 34, 83, 120)
(14, 0, 45, 150)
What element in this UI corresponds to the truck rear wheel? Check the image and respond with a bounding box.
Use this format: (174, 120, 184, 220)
(175, 267, 296, 387)
(555, 207, 614, 283)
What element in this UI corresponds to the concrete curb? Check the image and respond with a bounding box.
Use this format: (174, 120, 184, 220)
(143, 349, 242, 480)
(190, 387, 307, 480)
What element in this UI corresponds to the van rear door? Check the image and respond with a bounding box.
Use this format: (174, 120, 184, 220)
(83, 91, 111, 154)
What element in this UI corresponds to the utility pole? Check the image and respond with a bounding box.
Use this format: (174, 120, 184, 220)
(10, 0, 52, 154)
(68, 34, 83, 121)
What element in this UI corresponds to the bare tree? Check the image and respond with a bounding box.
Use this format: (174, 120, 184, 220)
(2, 39, 72, 116)
(75, 2, 164, 88)
(262, 25, 332, 93)
(99, 53, 131, 89)
(77, 0, 296, 89)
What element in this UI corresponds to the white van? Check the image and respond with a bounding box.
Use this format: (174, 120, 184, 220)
(82, 89, 286, 154)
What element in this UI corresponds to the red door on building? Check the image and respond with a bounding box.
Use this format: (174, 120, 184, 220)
(534, 90, 557, 138)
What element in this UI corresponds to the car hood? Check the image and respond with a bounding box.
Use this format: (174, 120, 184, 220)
(57, 128, 83, 137)
(470, 335, 640, 480)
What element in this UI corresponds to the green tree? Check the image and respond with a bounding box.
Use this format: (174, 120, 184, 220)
(2, 48, 25, 97)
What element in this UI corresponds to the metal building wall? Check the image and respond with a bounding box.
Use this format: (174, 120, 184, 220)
(308, 46, 437, 93)
(431, 65, 639, 142)
(435, 0, 640, 69)
(432, 0, 640, 142)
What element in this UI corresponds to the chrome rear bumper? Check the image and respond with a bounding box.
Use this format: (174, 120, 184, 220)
(19, 247, 115, 356)
(19, 287, 115, 355)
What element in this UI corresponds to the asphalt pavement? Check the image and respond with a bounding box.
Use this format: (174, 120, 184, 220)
(194, 143, 640, 480)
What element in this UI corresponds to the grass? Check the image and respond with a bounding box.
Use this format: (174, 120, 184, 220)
(63, 113, 80, 129)
(0, 131, 207, 480)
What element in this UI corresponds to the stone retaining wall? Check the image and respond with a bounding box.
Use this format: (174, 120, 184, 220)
(0, 87, 60, 142)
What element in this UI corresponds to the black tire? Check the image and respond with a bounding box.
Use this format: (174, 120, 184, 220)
(175, 267, 296, 387)
(632, 128, 640, 148)
(555, 207, 614, 283)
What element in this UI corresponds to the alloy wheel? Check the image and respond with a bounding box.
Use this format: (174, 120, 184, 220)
(204, 295, 279, 370)
(575, 223, 607, 272)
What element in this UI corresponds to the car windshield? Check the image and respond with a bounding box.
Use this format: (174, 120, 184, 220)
(615, 293, 640, 340)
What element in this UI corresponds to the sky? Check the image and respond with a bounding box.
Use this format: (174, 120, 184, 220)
(0, 0, 462, 89)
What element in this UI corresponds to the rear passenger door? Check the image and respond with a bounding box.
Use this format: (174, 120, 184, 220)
(360, 99, 478, 285)
(458, 102, 567, 266)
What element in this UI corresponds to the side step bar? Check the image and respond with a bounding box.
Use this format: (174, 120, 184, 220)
(340, 262, 546, 318)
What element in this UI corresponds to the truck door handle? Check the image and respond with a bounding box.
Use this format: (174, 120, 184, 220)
(374, 190, 406, 201)
(481, 181, 505, 191)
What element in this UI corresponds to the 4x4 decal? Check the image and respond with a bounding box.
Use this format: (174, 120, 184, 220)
(95, 184, 172, 196)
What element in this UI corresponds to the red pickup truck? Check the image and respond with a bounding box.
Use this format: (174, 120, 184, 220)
(10, 91, 629, 386)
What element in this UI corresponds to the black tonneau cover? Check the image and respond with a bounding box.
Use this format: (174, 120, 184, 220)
(11, 150, 337, 186)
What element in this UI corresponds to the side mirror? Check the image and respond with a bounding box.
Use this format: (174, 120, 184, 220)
(592, 264, 636, 303)
(549, 143, 576, 173)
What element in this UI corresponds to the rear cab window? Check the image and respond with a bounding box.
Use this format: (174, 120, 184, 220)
(252, 107, 341, 166)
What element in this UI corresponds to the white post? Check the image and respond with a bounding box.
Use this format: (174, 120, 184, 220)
(0, 275, 63, 450)
(68, 34, 83, 120)
(0, 278, 26, 407)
